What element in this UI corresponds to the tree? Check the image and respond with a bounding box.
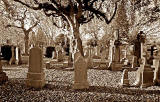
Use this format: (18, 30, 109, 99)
(13, 0, 119, 56)
(6, 8, 39, 55)
(114, 0, 129, 40)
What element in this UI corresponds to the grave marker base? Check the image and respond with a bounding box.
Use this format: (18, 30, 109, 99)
(111, 61, 123, 71)
(73, 81, 89, 89)
(26, 72, 45, 88)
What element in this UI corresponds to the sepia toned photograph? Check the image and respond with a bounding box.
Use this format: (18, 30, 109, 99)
(0, 0, 160, 101)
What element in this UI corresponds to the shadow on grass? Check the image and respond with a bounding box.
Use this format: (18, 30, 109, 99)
(3, 78, 160, 96)
(44, 83, 160, 96)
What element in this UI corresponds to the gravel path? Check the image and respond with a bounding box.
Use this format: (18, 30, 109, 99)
(0, 65, 160, 102)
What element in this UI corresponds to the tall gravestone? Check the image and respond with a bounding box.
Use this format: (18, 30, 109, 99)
(133, 31, 145, 67)
(0, 59, 8, 84)
(111, 30, 123, 71)
(26, 47, 45, 88)
(73, 51, 89, 89)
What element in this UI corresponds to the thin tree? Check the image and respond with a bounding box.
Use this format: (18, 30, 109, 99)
(6, 9, 39, 55)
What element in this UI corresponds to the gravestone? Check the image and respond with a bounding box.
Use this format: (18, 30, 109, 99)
(141, 63, 154, 88)
(133, 31, 145, 67)
(153, 56, 160, 85)
(111, 30, 123, 71)
(147, 45, 157, 65)
(108, 40, 114, 68)
(26, 47, 45, 88)
(15, 47, 22, 65)
(133, 55, 154, 88)
(57, 50, 63, 62)
(9, 46, 16, 65)
(0, 59, 8, 84)
(133, 57, 145, 87)
(73, 52, 89, 89)
(121, 50, 129, 66)
(120, 69, 129, 87)
(56, 45, 63, 62)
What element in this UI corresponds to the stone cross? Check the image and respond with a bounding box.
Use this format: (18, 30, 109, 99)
(147, 45, 157, 65)
(26, 47, 45, 88)
(147, 45, 157, 57)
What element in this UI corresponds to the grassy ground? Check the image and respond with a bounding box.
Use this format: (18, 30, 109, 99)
(0, 65, 160, 102)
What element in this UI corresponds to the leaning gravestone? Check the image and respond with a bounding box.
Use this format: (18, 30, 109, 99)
(133, 55, 154, 88)
(0, 59, 8, 84)
(73, 52, 89, 89)
(133, 57, 145, 87)
(26, 47, 45, 88)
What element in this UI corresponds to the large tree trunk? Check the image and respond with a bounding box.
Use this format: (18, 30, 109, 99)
(24, 33, 29, 55)
(73, 24, 84, 57)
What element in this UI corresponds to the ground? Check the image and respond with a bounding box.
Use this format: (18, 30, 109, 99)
(0, 65, 160, 102)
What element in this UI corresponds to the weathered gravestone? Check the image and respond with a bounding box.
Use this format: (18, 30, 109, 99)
(133, 55, 154, 88)
(111, 35, 123, 71)
(57, 50, 63, 62)
(133, 31, 145, 67)
(133, 57, 145, 87)
(0, 59, 8, 84)
(26, 47, 45, 88)
(121, 50, 129, 65)
(120, 69, 129, 87)
(73, 51, 89, 89)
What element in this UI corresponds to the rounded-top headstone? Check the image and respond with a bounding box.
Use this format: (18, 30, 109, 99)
(29, 47, 43, 73)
